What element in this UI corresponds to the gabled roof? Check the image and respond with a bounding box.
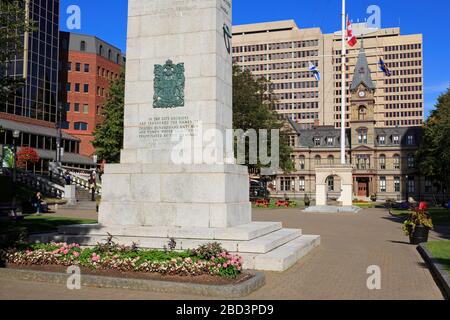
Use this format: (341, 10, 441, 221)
(350, 45, 376, 92)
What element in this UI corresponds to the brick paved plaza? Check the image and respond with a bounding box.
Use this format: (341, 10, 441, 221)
(0, 208, 446, 300)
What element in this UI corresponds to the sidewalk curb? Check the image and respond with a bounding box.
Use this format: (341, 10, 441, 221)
(417, 244, 450, 300)
(0, 268, 265, 298)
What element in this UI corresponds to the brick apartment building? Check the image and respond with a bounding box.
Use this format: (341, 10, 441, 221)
(59, 32, 125, 157)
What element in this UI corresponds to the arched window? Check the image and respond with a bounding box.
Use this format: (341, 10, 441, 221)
(315, 155, 322, 165)
(299, 156, 306, 170)
(379, 154, 386, 170)
(327, 155, 334, 165)
(116, 53, 121, 64)
(108, 49, 112, 60)
(80, 41, 86, 52)
(393, 154, 401, 170)
(99, 45, 103, 56)
(358, 106, 367, 120)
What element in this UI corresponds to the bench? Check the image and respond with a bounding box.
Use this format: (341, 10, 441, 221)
(0, 204, 24, 221)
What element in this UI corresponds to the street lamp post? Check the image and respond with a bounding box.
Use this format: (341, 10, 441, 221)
(12, 129, 21, 207)
(56, 104, 63, 165)
(405, 174, 409, 204)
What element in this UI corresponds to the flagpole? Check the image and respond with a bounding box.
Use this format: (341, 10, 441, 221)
(340, 0, 346, 165)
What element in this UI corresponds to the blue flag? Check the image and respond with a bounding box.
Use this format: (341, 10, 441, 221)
(309, 62, 321, 81)
(378, 58, 391, 77)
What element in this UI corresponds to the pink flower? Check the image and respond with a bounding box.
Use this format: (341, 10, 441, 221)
(223, 263, 228, 268)
(63, 249, 69, 255)
(73, 251, 79, 258)
(211, 256, 215, 261)
(91, 253, 100, 262)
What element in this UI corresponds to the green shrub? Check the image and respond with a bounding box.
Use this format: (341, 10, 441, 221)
(190, 242, 224, 260)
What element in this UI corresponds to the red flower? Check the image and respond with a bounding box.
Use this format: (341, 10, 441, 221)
(16, 147, 40, 168)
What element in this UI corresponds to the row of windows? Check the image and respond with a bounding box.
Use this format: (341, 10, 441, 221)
(274, 102, 320, 110)
(385, 52, 422, 60)
(232, 40, 319, 54)
(283, 113, 319, 121)
(61, 121, 89, 131)
(385, 102, 423, 109)
(65, 83, 90, 93)
(385, 94, 423, 101)
(385, 44, 422, 52)
(64, 83, 109, 97)
(65, 103, 101, 115)
(385, 77, 422, 85)
(385, 86, 422, 93)
(275, 87, 319, 100)
(385, 119, 423, 126)
(61, 61, 120, 81)
(279, 176, 429, 193)
(385, 111, 423, 118)
(386, 60, 422, 68)
(0, 129, 79, 154)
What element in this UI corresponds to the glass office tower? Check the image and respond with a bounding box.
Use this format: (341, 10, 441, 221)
(1, 0, 60, 123)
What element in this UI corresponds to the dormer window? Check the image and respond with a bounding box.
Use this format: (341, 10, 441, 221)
(379, 136, 386, 145)
(393, 135, 400, 145)
(326, 137, 334, 146)
(407, 135, 414, 145)
(314, 137, 321, 146)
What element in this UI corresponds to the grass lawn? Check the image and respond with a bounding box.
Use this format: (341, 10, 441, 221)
(0, 215, 97, 234)
(390, 207, 450, 226)
(425, 241, 450, 276)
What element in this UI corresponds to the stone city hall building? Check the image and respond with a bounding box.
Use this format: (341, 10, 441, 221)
(232, 20, 429, 201)
(279, 47, 426, 201)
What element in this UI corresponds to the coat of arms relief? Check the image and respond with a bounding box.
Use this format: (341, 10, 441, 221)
(153, 60, 185, 108)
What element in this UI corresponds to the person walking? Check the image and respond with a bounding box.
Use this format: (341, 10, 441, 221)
(65, 171, 71, 186)
(89, 171, 97, 202)
(32, 192, 44, 216)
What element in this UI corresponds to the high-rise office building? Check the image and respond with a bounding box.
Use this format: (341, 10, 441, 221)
(59, 32, 125, 157)
(232, 20, 424, 129)
(0, 0, 95, 172)
(1, 0, 60, 124)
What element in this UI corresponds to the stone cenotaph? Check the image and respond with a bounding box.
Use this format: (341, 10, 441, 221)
(41, 0, 320, 271)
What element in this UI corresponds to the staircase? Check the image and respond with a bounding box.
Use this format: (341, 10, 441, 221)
(31, 222, 320, 272)
(2, 168, 65, 199)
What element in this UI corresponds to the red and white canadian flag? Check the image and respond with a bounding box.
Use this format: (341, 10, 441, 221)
(346, 15, 357, 47)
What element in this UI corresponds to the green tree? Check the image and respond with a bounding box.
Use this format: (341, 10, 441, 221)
(92, 71, 125, 163)
(232, 65, 293, 173)
(416, 87, 450, 203)
(0, 0, 34, 98)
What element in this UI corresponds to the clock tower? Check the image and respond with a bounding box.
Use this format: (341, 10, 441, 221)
(349, 44, 376, 148)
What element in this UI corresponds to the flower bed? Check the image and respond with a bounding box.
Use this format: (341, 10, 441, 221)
(0, 240, 244, 279)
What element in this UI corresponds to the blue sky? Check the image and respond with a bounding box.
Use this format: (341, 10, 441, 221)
(60, 0, 450, 117)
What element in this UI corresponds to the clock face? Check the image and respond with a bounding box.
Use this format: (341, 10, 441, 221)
(359, 91, 366, 98)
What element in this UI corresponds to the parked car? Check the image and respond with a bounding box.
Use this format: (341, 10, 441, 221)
(249, 180, 270, 202)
